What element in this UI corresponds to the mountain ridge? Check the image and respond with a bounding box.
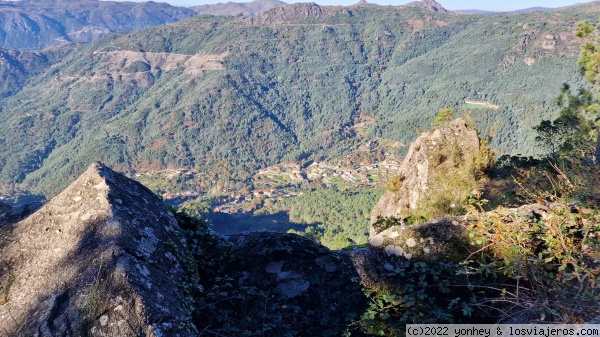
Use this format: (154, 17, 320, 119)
(192, 0, 287, 16)
(0, 0, 196, 50)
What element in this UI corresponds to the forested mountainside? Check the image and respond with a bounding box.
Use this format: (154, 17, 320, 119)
(0, 44, 77, 98)
(0, 1, 598, 198)
(0, 0, 196, 50)
(192, 0, 287, 17)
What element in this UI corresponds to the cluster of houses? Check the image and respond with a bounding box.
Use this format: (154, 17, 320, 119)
(303, 161, 402, 184)
(188, 159, 405, 215)
(213, 189, 298, 214)
(134, 168, 194, 179)
(255, 160, 402, 185)
(136, 141, 406, 216)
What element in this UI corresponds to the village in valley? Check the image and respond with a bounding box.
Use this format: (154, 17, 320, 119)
(134, 138, 404, 215)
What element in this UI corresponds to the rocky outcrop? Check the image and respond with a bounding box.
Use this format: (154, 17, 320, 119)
(369, 216, 471, 262)
(247, 2, 329, 25)
(367, 201, 551, 263)
(370, 119, 483, 237)
(0, 163, 197, 337)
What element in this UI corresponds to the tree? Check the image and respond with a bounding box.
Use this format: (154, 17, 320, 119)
(432, 108, 454, 126)
(533, 119, 561, 154)
(534, 21, 600, 164)
(575, 20, 600, 164)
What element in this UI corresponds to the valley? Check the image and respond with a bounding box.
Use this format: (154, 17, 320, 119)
(133, 137, 400, 247)
(2, 4, 595, 192)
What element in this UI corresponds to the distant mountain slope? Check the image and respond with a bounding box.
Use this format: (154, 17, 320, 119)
(192, 0, 287, 16)
(404, 0, 447, 12)
(0, 2, 597, 197)
(457, 7, 555, 14)
(0, 44, 76, 98)
(0, 0, 196, 50)
(511, 7, 555, 13)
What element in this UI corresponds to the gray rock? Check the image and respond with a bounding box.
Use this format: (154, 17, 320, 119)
(369, 217, 471, 262)
(0, 163, 197, 337)
(368, 203, 551, 263)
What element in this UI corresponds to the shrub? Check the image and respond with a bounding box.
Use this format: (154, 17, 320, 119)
(387, 174, 405, 192)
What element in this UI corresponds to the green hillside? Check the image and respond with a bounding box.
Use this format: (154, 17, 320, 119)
(0, 2, 598, 197)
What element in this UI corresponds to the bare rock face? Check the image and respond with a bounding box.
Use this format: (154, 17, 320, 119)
(367, 201, 550, 264)
(0, 163, 197, 337)
(246, 2, 350, 25)
(370, 119, 482, 237)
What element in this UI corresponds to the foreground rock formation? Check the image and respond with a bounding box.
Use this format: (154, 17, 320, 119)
(220, 232, 366, 335)
(366, 203, 552, 263)
(0, 163, 197, 337)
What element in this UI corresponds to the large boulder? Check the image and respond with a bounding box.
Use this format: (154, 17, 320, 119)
(370, 119, 486, 238)
(0, 163, 197, 337)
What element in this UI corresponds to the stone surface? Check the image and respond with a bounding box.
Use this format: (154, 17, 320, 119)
(367, 202, 551, 263)
(369, 217, 471, 261)
(405, 0, 447, 12)
(226, 232, 367, 334)
(0, 163, 197, 337)
(370, 119, 482, 237)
